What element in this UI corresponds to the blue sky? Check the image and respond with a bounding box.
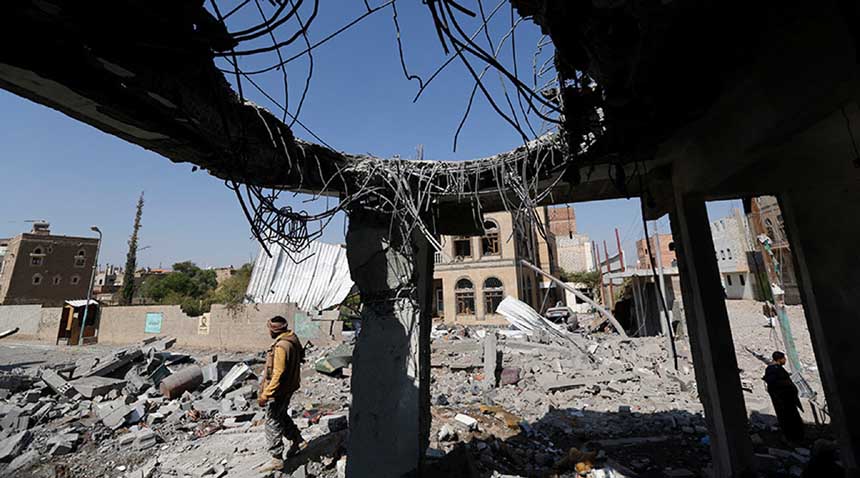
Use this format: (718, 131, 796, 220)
(0, 2, 737, 269)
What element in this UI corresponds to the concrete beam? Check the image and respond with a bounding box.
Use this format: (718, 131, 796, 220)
(345, 209, 432, 477)
(781, 186, 860, 476)
(669, 192, 755, 478)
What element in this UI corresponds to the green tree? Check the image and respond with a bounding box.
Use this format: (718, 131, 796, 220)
(138, 261, 219, 316)
(204, 263, 253, 308)
(558, 269, 601, 298)
(120, 192, 145, 305)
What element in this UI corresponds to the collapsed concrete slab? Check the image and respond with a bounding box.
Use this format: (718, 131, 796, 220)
(72, 376, 127, 399)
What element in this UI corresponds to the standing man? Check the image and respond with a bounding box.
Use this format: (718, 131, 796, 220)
(258, 316, 306, 472)
(763, 351, 804, 442)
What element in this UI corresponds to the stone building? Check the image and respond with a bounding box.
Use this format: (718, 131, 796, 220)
(0, 223, 99, 307)
(547, 206, 596, 274)
(433, 206, 595, 324)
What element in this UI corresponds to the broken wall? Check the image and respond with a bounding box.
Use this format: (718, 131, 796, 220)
(0, 304, 42, 338)
(5, 303, 341, 350)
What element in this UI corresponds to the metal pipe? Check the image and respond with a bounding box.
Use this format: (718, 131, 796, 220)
(519, 259, 629, 338)
(78, 226, 101, 346)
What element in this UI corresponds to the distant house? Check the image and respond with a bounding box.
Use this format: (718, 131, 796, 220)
(433, 206, 593, 324)
(0, 223, 99, 306)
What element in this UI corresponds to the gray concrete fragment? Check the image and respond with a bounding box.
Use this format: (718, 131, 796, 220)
(72, 376, 127, 399)
(40, 369, 78, 398)
(0, 430, 30, 461)
(545, 371, 637, 392)
(483, 332, 499, 388)
(320, 413, 348, 432)
(5, 449, 38, 474)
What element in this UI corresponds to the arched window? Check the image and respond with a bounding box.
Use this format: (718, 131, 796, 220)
(455, 278, 475, 315)
(30, 247, 44, 266)
(32, 273, 42, 285)
(70, 275, 81, 286)
(483, 277, 504, 315)
(52, 275, 62, 286)
(481, 220, 500, 256)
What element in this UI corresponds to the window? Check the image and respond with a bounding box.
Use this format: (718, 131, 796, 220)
(71, 275, 81, 286)
(483, 277, 504, 315)
(740, 274, 746, 286)
(436, 288, 444, 314)
(30, 247, 44, 266)
(727, 248, 732, 260)
(453, 237, 472, 259)
(481, 220, 500, 256)
(455, 278, 475, 315)
(52, 275, 62, 285)
(726, 275, 733, 286)
(32, 273, 42, 285)
(74, 250, 86, 267)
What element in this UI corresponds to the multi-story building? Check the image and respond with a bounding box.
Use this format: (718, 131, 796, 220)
(432, 206, 591, 324)
(547, 206, 596, 274)
(748, 196, 800, 304)
(0, 223, 99, 306)
(636, 233, 676, 270)
(710, 209, 759, 300)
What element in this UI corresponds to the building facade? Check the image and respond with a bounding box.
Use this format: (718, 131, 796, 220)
(433, 206, 593, 324)
(748, 196, 800, 304)
(710, 209, 758, 300)
(0, 224, 99, 306)
(636, 233, 676, 270)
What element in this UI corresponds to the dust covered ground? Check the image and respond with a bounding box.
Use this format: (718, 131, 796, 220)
(0, 300, 835, 478)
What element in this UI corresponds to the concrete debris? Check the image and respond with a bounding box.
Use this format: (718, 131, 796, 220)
(0, 430, 31, 461)
(0, 300, 823, 478)
(71, 376, 127, 399)
(314, 343, 354, 375)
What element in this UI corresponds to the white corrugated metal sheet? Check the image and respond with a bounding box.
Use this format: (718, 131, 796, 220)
(65, 299, 98, 308)
(245, 241, 354, 312)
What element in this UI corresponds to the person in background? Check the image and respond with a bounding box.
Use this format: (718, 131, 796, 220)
(763, 351, 804, 442)
(257, 316, 306, 472)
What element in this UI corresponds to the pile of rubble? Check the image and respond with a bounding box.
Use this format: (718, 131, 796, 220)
(0, 336, 352, 478)
(426, 315, 829, 477)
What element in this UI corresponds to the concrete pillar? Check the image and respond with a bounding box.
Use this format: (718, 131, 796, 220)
(781, 187, 860, 476)
(669, 193, 756, 478)
(344, 209, 432, 477)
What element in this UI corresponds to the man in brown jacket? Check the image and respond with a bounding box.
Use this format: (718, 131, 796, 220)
(258, 316, 306, 472)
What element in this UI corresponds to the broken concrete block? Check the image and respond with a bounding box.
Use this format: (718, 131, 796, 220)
(72, 376, 127, 399)
(201, 363, 219, 384)
(47, 433, 79, 456)
(314, 344, 354, 375)
(86, 349, 143, 378)
(134, 429, 158, 450)
(499, 367, 521, 386)
(0, 430, 30, 461)
(5, 449, 38, 474)
(41, 369, 78, 399)
(142, 337, 176, 354)
(454, 413, 478, 431)
(224, 384, 256, 401)
(320, 413, 348, 432)
(102, 403, 136, 430)
(437, 424, 458, 442)
(125, 457, 158, 478)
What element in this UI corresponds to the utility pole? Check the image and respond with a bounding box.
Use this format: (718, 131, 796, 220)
(78, 226, 102, 346)
(652, 222, 671, 336)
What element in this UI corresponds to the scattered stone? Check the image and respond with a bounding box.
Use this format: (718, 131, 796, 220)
(320, 413, 348, 432)
(0, 430, 30, 461)
(499, 367, 521, 386)
(454, 413, 478, 431)
(438, 424, 458, 442)
(72, 376, 127, 399)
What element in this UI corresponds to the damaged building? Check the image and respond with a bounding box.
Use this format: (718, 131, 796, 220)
(0, 0, 859, 477)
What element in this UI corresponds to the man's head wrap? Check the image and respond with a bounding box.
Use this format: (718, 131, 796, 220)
(268, 316, 289, 335)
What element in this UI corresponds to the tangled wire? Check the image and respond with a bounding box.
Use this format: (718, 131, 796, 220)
(206, 0, 606, 260)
